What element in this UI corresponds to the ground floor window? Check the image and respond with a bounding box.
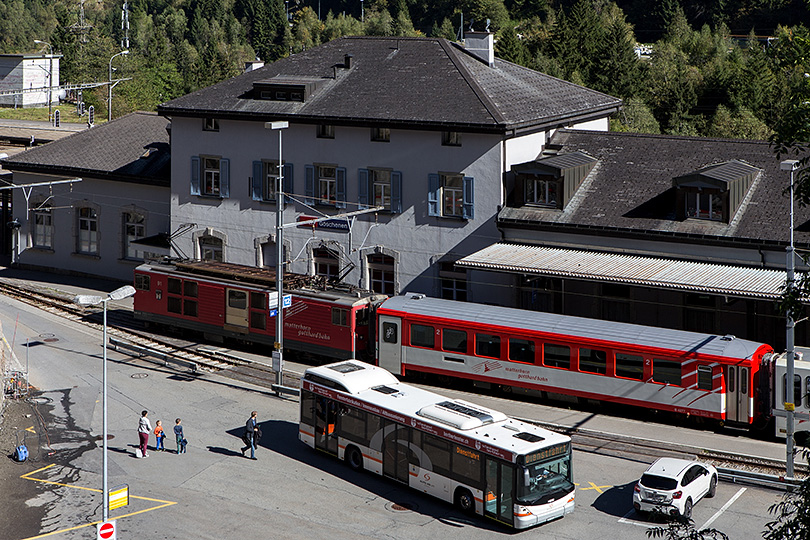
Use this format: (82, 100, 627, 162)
(368, 253, 395, 295)
(200, 236, 223, 262)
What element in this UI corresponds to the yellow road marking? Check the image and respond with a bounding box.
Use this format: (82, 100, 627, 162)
(25, 426, 36, 433)
(580, 481, 612, 493)
(20, 464, 177, 539)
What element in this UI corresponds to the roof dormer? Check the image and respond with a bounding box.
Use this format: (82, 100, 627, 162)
(673, 159, 760, 223)
(252, 76, 326, 102)
(511, 151, 596, 210)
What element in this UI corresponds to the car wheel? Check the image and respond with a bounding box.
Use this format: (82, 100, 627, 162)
(683, 498, 693, 519)
(345, 446, 363, 472)
(455, 488, 475, 514)
(707, 475, 717, 498)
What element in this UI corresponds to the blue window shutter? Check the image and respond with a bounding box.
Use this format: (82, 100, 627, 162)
(220, 158, 230, 198)
(305, 165, 315, 205)
(336, 167, 347, 208)
(190, 156, 201, 195)
(462, 176, 474, 219)
(358, 169, 369, 209)
(283, 163, 294, 197)
(252, 161, 263, 201)
(427, 173, 440, 216)
(391, 171, 402, 214)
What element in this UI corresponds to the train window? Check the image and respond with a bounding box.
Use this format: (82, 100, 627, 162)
(250, 310, 266, 330)
(228, 290, 247, 309)
(167, 296, 182, 314)
(476, 334, 501, 359)
(411, 324, 435, 348)
(806, 378, 810, 408)
(579, 348, 607, 374)
(728, 368, 735, 392)
(184, 281, 198, 298)
(184, 299, 198, 317)
(782, 375, 801, 405)
(356, 307, 369, 327)
(250, 292, 266, 310)
(442, 329, 467, 353)
(740, 368, 748, 395)
(615, 353, 643, 379)
(168, 278, 182, 295)
(332, 308, 349, 326)
(509, 338, 535, 364)
(697, 365, 712, 390)
(544, 344, 570, 369)
(382, 322, 398, 343)
(652, 359, 681, 385)
(134, 274, 150, 291)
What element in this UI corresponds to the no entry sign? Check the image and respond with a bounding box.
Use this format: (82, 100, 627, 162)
(97, 520, 116, 540)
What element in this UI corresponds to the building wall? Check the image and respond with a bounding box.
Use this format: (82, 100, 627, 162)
(0, 55, 60, 108)
(11, 172, 170, 281)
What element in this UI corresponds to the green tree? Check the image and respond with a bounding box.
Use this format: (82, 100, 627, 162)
(364, 8, 393, 36)
(592, 10, 641, 99)
(763, 461, 810, 540)
(708, 105, 773, 140)
(610, 97, 660, 133)
(461, 0, 509, 32)
(430, 17, 457, 40)
(496, 25, 529, 65)
(323, 12, 364, 41)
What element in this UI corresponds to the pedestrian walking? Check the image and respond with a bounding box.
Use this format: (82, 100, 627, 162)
(241, 411, 259, 460)
(137, 410, 151, 458)
(154, 420, 166, 451)
(174, 418, 186, 454)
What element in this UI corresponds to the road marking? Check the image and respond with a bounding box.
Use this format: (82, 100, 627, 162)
(20, 464, 177, 540)
(699, 487, 746, 530)
(617, 509, 655, 528)
(25, 425, 36, 433)
(580, 481, 612, 494)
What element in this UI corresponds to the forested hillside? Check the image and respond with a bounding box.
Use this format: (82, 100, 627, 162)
(1, 0, 809, 140)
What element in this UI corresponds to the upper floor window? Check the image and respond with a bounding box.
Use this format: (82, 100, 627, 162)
(123, 211, 145, 260)
(305, 164, 346, 208)
(685, 190, 723, 221)
(252, 161, 293, 203)
(191, 155, 230, 198)
(428, 173, 474, 219)
(77, 207, 98, 255)
(313, 246, 339, 280)
(203, 118, 219, 131)
(526, 176, 558, 207)
(442, 131, 461, 146)
(317, 124, 335, 139)
(199, 236, 223, 262)
(33, 204, 53, 249)
(358, 168, 402, 213)
(371, 127, 390, 142)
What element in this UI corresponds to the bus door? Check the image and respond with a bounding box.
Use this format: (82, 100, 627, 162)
(382, 420, 410, 484)
(485, 459, 514, 526)
(377, 315, 402, 373)
(725, 366, 749, 423)
(314, 397, 338, 455)
(225, 288, 249, 330)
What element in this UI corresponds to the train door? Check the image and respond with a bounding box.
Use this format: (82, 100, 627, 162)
(225, 288, 249, 330)
(484, 458, 515, 526)
(314, 396, 338, 456)
(725, 366, 749, 423)
(382, 420, 410, 484)
(378, 315, 402, 373)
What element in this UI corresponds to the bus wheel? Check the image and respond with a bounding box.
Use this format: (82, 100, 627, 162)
(455, 488, 475, 514)
(345, 446, 363, 472)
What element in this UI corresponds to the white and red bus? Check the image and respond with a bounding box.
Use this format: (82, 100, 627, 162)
(299, 360, 576, 529)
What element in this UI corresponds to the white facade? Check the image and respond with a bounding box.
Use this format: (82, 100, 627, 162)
(0, 54, 60, 108)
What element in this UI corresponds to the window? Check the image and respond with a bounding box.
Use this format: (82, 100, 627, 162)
(368, 253, 395, 295)
(476, 333, 501, 359)
(509, 338, 535, 363)
(134, 274, 150, 291)
(544, 344, 570, 369)
(653, 359, 681, 385)
(306, 165, 346, 208)
(314, 247, 339, 280)
(686, 190, 723, 221)
(697, 365, 712, 390)
(123, 212, 145, 260)
(411, 324, 435, 348)
(199, 236, 223, 262)
(442, 329, 467, 353)
(317, 124, 334, 139)
(250, 292, 266, 330)
(442, 131, 461, 146)
(783, 374, 801, 405)
(167, 277, 198, 317)
(371, 127, 390, 142)
(428, 173, 474, 219)
(252, 161, 293, 203)
(616, 353, 644, 379)
(332, 308, 348, 326)
(579, 348, 607, 374)
(526, 176, 558, 207)
(33, 204, 53, 249)
(439, 262, 467, 301)
(358, 168, 402, 213)
(452, 445, 482, 484)
(191, 155, 230, 198)
(77, 207, 98, 255)
(382, 322, 398, 343)
(203, 118, 219, 131)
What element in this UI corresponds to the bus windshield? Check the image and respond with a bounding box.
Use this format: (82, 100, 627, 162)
(517, 454, 574, 505)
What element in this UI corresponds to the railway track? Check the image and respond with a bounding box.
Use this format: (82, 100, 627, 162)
(0, 277, 805, 487)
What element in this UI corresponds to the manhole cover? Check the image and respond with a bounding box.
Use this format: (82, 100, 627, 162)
(130, 373, 149, 379)
(39, 333, 58, 342)
(39, 333, 54, 338)
(43, 338, 59, 343)
(95, 434, 115, 441)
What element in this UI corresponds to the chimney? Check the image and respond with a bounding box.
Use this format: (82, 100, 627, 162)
(464, 31, 494, 67)
(344, 54, 353, 69)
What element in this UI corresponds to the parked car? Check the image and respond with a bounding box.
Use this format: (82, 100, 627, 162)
(632, 457, 718, 519)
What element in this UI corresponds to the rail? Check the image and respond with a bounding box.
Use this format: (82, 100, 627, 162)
(108, 337, 197, 372)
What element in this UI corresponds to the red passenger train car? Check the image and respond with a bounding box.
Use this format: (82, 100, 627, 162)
(133, 261, 386, 361)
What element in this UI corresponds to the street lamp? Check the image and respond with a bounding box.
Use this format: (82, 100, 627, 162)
(108, 50, 129, 122)
(73, 285, 136, 522)
(33, 40, 53, 123)
(781, 158, 800, 479)
(361, 0, 364, 22)
(266, 121, 288, 391)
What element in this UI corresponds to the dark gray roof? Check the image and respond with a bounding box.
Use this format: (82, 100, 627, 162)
(514, 151, 596, 175)
(499, 130, 810, 248)
(0, 111, 170, 186)
(158, 36, 621, 132)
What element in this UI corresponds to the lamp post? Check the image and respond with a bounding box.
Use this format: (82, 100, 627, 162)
(33, 40, 52, 123)
(73, 285, 136, 522)
(285, 0, 289, 21)
(108, 50, 129, 122)
(266, 121, 288, 389)
(361, 0, 364, 22)
(781, 158, 800, 479)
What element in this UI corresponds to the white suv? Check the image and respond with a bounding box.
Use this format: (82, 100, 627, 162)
(632, 458, 718, 519)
